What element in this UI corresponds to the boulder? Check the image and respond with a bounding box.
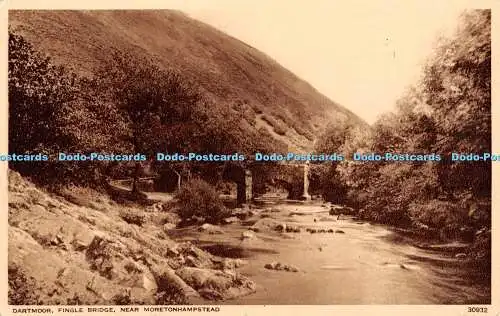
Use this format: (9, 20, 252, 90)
(249, 218, 280, 232)
(174, 242, 214, 269)
(275, 223, 287, 232)
(284, 225, 301, 233)
(222, 216, 239, 225)
(264, 262, 299, 272)
(241, 231, 256, 240)
(232, 208, 254, 220)
(198, 223, 223, 235)
(329, 206, 356, 216)
(163, 223, 176, 232)
(72, 239, 88, 251)
(150, 265, 199, 300)
(175, 267, 256, 300)
(213, 258, 246, 270)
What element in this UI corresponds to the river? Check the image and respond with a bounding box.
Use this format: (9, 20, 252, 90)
(169, 199, 490, 305)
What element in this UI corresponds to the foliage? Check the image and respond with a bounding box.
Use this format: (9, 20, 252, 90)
(8, 265, 42, 305)
(119, 209, 146, 226)
(176, 178, 230, 224)
(8, 30, 283, 192)
(155, 282, 190, 305)
(316, 10, 491, 243)
(261, 114, 287, 136)
(8, 30, 128, 187)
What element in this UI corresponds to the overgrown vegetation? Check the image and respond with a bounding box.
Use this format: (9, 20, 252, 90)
(8, 265, 42, 305)
(261, 114, 288, 136)
(8, 31, 127, 188)
(8, 29, 284, 192)
(315, 10, 491, 276)
(119, 209, 146, 226)
(155, 282, 190, 305)
(176, 178, 230, 224)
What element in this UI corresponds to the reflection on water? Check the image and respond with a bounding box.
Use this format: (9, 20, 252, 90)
(170, 200, 490, 305)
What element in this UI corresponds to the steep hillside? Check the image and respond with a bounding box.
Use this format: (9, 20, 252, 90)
(9, 10, 367, 152)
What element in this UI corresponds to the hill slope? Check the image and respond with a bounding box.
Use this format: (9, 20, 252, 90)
(9, 10, 367, 152)
(8, 170, 256, 304)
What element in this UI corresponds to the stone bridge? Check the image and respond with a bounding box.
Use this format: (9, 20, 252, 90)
(236, 161, 311, 204)
(113, 160, 313, 205)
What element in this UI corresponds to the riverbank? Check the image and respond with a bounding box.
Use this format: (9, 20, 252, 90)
(165, 198, 491, 304)
(8, 169, 490, 305)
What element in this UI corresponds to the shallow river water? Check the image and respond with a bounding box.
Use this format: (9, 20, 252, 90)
(171, 200, 490, 305)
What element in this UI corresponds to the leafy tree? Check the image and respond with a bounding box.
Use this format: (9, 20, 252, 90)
(8, 30, 127, 187)
(423, 10, 491, 197)
(95, 50, 202, 192)
(316, 10, 491, 244)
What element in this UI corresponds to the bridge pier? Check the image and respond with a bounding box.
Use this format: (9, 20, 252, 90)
(302, 161, 311, 201)
(237, 169, 252, 205)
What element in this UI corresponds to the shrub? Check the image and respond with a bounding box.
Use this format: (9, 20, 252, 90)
(155, 285, 189, 305)
(261, 115, 287, 136)
(251, 103, 264, 114)
(176, 178, 230, 224)
(8, 265, 41, 305)
(119, 209, 146, 226)
(408, 200, 470, 239)
(467, 230, 491, 283)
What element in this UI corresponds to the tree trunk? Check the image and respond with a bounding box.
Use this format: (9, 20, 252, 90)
(173, 170, 181, 191)
(132, 161, 141, 193)
(131, 133, 141, 194)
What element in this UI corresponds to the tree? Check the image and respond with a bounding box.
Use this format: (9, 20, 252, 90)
(96, 50, 202, 193)
(316, 10, 491, 241)
(8, 30, 128, 187)
(423, 10, 491, 197)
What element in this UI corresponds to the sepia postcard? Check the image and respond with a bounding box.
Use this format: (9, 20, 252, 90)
(1, 0, 498, 315)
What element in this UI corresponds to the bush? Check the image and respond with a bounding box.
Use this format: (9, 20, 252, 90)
(119, 209, 146, 226)
(8, 265, 41, 305)
(261, 115, 287, 136)
(155, 283, 189, 305)
(467, 230, 491, 283)
(176, 178, 230, 224)
(409, 200, 468, 229)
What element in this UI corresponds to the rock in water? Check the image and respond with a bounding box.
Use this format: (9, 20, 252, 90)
(264, 262, 299, 272)
(198, 223, 223, 234)
(222, 216, 239, 225)
(283, 264, 299, 272)
(275, 223, 287, 232)
(241, 230, 255, 240)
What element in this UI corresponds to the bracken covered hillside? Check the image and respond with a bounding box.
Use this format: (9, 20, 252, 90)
(9, 10, 366, 151)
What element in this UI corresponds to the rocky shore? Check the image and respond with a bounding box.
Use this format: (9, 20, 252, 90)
(8, 170, 256, 305)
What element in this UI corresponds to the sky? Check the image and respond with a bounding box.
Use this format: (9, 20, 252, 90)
(174, 0, 471, 124)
